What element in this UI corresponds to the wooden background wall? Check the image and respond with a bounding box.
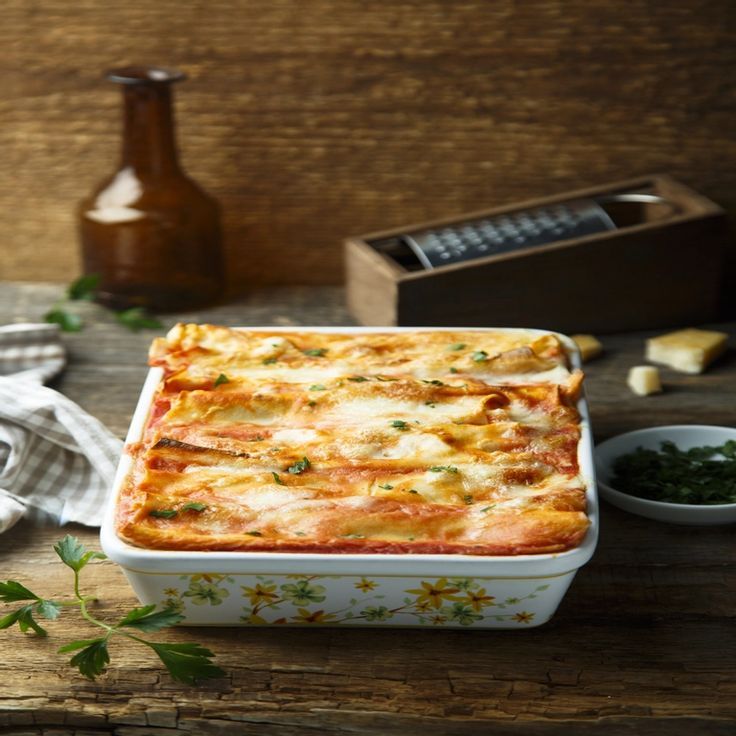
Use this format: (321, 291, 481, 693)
(1, 0, 734, 291)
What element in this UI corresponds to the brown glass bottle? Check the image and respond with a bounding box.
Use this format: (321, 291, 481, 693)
(79, 66, 225, 312)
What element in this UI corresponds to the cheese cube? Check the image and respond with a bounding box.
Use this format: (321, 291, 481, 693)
(646, 328, 728, 374)
(627, 366, 662, 396)
(570, 334, 603, 363)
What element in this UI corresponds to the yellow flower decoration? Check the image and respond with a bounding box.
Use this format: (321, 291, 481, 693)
(241, 582, 279, 606)
(464, 588, 495, 612)
(163, 587, 179, 597)
(513, 611, 535, 624)
(407, 578, 461, 609)
(430, 614, 448, 625)
(293, 608, 337, 624)
(354, 577, 377, 593)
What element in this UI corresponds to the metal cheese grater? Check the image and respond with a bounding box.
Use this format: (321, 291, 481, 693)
(394, 193, 670, 270)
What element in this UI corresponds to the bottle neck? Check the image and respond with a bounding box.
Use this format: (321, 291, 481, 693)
(120, 84, 180, 177)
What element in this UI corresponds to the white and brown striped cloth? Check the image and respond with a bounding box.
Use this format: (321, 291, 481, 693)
(0, 323, 123, 534)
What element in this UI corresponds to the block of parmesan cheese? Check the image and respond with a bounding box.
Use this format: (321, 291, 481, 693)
(646, 328, 728, 374)
(571, 334, 603, 362)
(627, 366, 662, 396)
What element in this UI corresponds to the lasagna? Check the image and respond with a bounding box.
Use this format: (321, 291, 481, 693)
(116, 324, 590, 555)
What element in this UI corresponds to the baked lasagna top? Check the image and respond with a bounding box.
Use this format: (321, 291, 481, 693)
(116, 324, 590, 555)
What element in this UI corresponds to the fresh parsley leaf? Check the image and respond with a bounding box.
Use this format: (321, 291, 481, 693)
(272, 471, 285, 485)
(54, 535, 106, 572)
(429, 465, 459, 474)
(44, 309, 83, 333)
(390, 420, 409, 431)
(146, 641, 225, 685)
(0, 580, 39, 603)
(149, 509, 178, 519)
(214, 373, 230, 387)
(62, 638, 110, 680)
(35, 599, 62, 620)
(181, 502, 208, 512)
(378, 483, 394, 490)
(67, 274, 100, 301)
(118, 605, 184, 633)
(347, 376, 369, 382)
(448, 343, 466, 351)
(115, 307, 162, 332)
(287, 456, 311, 474)
(309, 384, 327, 391)
(472, 350, 489, 362)
(480, 505, 496, 512)
(0, 605, 48, 636)
(303, 348, 327, 357)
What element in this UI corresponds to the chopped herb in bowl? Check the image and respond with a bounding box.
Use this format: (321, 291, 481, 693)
(610, 440, 736, 505)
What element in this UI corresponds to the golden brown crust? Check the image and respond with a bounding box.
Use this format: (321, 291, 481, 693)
(117, 325, 589, 555)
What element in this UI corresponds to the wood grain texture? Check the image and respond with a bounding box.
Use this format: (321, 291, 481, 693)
(0, 282, 735, 734)
(0, 1, 734, 293)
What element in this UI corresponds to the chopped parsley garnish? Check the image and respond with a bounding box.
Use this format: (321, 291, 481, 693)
(480, 505, 496, 512)
(309, 384, 327, 391)
(390, 420, 409, 431)
(378, 483, 394, 490)
(448, 343, 466, 351)
(449, 367, 459, 374)
(472, 350, 489, 362)
(611, 440, 736, 505)
(262, 357, 278, 365)
(348, 375, 369, 382)
(376, 375, 398, 382)
(425, 401, 436, 408)
(463, 494, 474, 505)
(246, 531, 263, 537)
(287, 456, 311, 474)
(181, 502, 208, 513)
(294, 531, 306, 536)
(149, 509, 177, 519)
(429, 465, 459, 474)
(303, 348, 327, 357)
(213, 373, 230, 387)
(408, 489, 419, 494)
(272, 471, 285, 486)
(307, 400, 317, 407)
(422, 379, 445, 386)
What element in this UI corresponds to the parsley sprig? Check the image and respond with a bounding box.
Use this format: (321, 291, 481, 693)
(0, 536, 223, 684)
(44, 274, 163, 333)
(611, 440, 736, 505)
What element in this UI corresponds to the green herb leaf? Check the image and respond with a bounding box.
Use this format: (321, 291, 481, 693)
(262, 357, 278, 365)
(214, 373, 230, 387)
(449, 367, 459, 374)
(181, 502, 208, 512)
(0, 580, 40, 603)
(35, 599, 62, 620)
(611, 440, 736, 505)
(309, 384, 327, 391)
(149, 509, 178, 519)
(390, 420, 409, 431)
(146, 641, 225, 685)
(307, 400, 317, 407)
(119, 605, 184, 633)
(246, 530, 263, 537)
(65, 638, 110, 680)
(347, 375, 369, 382)
(0, 605, 45, 636)
(422, 379, 445, 386)
(115, 307, 162, 332)
(429, 465, 459, 474)
(463, 494, 475, 505)
(472, 350, 489, 362)
(67, 274, 100, 301)
(448, 343, 466, 351)
(378, 483, 394, 490)
(480, 505, 496, 512)
(44, 309, 83, 333)
(287, 456, 311, 474)
(54, 536, 106, 572)
(408, 489, 419, 494)
(272, 471, 285, 486)
(376, 375, 398, 382)
(303, 348, 327, 357)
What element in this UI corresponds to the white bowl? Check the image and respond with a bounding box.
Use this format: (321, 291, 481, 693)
(595, 425, 736, 525)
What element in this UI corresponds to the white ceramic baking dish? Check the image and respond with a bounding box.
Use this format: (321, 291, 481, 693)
(100, 327, 598, 629)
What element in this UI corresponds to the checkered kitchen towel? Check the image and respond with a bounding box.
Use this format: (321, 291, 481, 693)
(0, 323, 123, 533)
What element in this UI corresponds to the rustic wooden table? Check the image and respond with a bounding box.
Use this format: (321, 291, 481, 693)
(1, 282, 734, 735)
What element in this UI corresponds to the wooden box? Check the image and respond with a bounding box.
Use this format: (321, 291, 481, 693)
(344, 175, 730, 333)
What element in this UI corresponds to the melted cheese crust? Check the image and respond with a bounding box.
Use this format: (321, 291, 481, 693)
(117, 325, 590, 555)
